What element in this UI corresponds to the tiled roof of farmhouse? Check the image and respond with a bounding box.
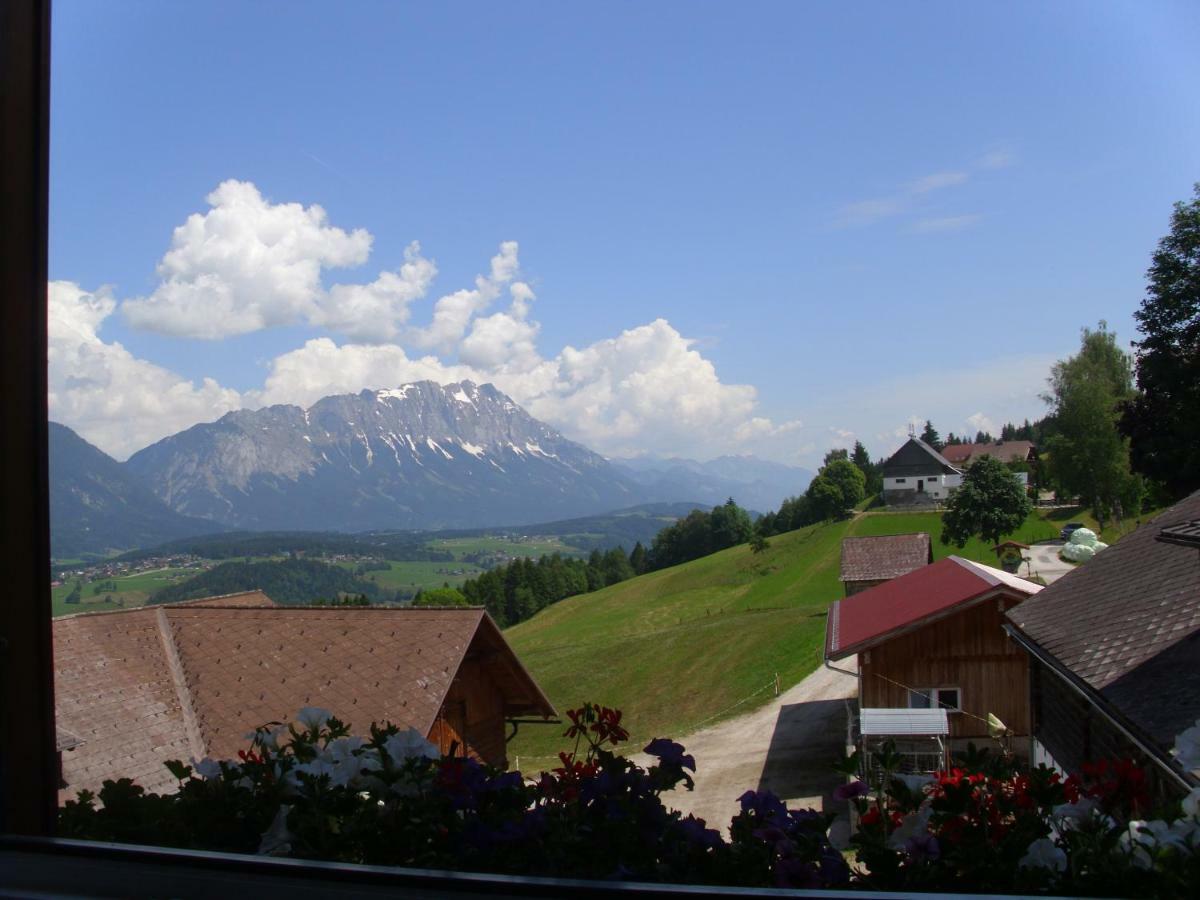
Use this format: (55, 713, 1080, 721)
(826, 556, 1041, 660)
(941, 440, 1035, 466)
(840, 533, 933, 583)
(1006, 490, 1200, 751)
(54, 603, 554, 798)
(167, 589, 277, 608)
(880, 438, 961, 478)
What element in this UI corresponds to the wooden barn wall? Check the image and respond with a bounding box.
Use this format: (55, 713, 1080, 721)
(1030, 658, 1187, 803)
(428, 658, 509, 768)
(860, 596, 1029, 739)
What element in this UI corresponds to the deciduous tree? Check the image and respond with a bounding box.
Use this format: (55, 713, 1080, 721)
(1044, 322, 1143, 528)
(940, 455, 1032, 547)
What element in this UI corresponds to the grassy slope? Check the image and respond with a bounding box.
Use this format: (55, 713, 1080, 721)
(504, 509, 1059, 766)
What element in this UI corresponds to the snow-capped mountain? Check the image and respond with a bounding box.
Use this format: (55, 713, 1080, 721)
(124, 381, 641, 531)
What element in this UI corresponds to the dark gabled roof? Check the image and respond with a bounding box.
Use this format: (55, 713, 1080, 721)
(826, 556, 1041, 660)
(54, 605, 555, 798)
(1005, 490, 1200, 753)
(942, 441, 1036, 466)
(880, 438, 961, 478)
(840, 533, 932, 583)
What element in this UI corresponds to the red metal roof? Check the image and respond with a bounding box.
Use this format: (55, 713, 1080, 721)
(825, 556, 1041, 660)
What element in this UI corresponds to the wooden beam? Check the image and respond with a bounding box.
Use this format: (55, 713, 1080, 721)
(0, 0, 57, 835)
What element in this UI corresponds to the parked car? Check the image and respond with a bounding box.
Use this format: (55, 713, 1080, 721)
(1060, 522, 1086, 541)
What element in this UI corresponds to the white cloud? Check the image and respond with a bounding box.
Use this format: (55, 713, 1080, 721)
(49, 281, 243, 459)
(733, 417, 803, 443)
(313, 242, 437, 342)
(977, 149, 1016, 169)
(910, 171, 968, 193)
(909, 214, 983, 234)
(408, 241, 520, 352)
(965, 412, 998, 438)
(123, 180, 373, 338)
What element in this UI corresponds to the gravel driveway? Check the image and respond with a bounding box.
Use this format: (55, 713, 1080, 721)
(1025, 540, 1076, 584)
(632, 660, 859, 840)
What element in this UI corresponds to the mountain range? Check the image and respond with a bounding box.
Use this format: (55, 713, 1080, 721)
(51, 380, 811, 557)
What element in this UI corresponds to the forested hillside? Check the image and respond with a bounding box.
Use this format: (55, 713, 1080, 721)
(149, 558, 385, 605)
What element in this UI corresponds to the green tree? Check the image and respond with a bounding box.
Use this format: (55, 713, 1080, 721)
(822, 459, 867, 509)
(750, 533, 770, 554)
(628, 541, 648, 575)
(940, 456, 1033, 547)
(805, 476, 845, 521)
(850, 440, 882, 497)
(709, 498, 753, 548)
(920, 420, 943, 451)
(1121, 184, 1200, 498)
(1044, 322, 1143, 529)
(412, 586, 468, 607)
(823, 448, 849, 466)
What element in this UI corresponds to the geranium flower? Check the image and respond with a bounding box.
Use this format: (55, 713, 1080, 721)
(1019, 837, 1067, 872)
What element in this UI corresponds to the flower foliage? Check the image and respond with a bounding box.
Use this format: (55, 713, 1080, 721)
(842, 739, 1200, 897)
(57, 702, 846, 889)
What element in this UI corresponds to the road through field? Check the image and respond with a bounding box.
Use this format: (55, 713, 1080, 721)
(632, 658, 858, 842)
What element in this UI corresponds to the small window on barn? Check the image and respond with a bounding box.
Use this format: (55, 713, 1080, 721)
(895, 478, 907, 484)
(907, 689, 932, 708)
(936, 688, 961, 712)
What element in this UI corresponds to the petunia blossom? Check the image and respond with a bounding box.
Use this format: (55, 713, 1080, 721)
(294, 707, 333, 731)
(1019, 837, 1067, 872)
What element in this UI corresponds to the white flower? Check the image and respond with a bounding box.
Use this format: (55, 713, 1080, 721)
(1052, 796, 1098, 828)
(245, 724, 288, 750)
(1119, 820, 1163, 869)
(887, 805, 932, 849)
(1173, 720, 1200, 773)
(1182, 787, 1200, 820)
(325, 736, 366, 764)
(384, 727, 440, 764)
(257, 804, 293, 856)
(294, 707, 333, 731)
(191, 757, 223, 780)
(1019, 837, 1067, 872)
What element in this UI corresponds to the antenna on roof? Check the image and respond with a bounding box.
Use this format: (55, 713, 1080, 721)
(908, 422, 916, 438)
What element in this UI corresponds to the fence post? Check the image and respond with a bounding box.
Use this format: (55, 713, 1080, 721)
(774, 672, 780, 696)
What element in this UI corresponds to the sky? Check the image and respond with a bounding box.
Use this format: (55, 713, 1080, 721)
(48, 1, 1200, 465)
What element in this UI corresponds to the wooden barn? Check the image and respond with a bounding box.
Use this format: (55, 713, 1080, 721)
(54, 596, 556, 801)
(826, 556, 1042, 761)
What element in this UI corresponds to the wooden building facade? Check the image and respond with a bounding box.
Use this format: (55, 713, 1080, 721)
(826, 556, 1042, 755)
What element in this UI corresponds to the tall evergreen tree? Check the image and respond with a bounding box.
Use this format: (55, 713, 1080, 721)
(920, 420, 943, 450)
(1121, 184, 1200, 498)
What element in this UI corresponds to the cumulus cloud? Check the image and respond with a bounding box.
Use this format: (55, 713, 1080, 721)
(407, 241, 520, 352)
(123, 180, 373, 338)
(56, 181, 809, 461)
(965, 412, 998, 438)
(49, 281, 243, 459)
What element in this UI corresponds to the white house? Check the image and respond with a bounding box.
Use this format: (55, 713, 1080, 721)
(880, 438, 963, 504)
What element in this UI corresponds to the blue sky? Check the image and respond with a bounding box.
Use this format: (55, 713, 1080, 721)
(48, 1, 1200, 464)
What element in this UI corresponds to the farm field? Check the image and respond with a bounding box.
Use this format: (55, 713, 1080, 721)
(503, 507, 1086, 767)
(52, 566, 199, 617)
(429, 535, 584, 558)
(334, 559, 488, 593)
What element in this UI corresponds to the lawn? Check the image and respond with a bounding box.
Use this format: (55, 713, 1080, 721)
(503, 508, 1065, 769)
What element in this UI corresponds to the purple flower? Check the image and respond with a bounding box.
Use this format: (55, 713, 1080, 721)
(737, 789, 788, 821)
(905, 831, 940, 863)
(678, 815, 723, 850)
(644, 738, 696, 772)
(832, 780, 870, 802)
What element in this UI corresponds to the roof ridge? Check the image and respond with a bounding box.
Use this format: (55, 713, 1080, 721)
(154, 607, 207, 762)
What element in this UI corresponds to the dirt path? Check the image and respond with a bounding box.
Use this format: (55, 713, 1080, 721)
(632, 659, 859, 840)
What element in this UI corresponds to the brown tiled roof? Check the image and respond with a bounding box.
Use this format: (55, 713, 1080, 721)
(54, 606, 554, 800)
(941, 440, 1035, 466)
(1006, 490, 1200, 751)
(840, 533, 932, 582)
(165, 589, 277, 608)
